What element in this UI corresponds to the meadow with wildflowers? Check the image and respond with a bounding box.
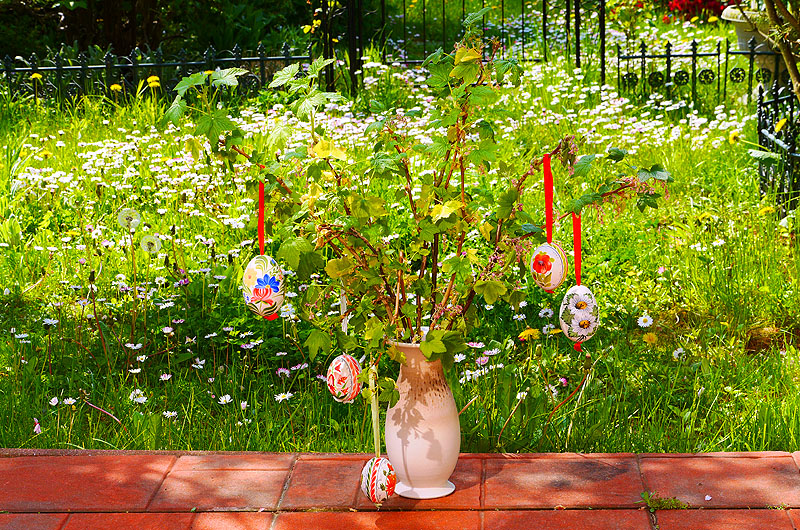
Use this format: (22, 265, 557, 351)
(1, 12, 799, 455)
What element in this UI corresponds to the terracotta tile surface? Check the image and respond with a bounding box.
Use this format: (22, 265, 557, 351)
(2, 450, 798, 530)
(655, 509, 794, 529)
(170, 454, 295, 472)
(484, 509, 652, 529)
(640, 455, 800, 508)
(148, 470, 288, 511)
(190, 512, 274, 529)
(279, 456, 362, 510)
(483, 454, 644, 508)
(355, 457, 482, 510)
(0, 455, 175, 512)
(61, 513, 194, 530)
(272, 511, 482, 530)
(0, 513, 69, 530)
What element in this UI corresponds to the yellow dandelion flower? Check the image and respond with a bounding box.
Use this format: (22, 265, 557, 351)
(728, 130, 741, 144)
(147, 75, 160, 83)
(775, 118, 787, 133)
(690, 16, 699, 22)
(204, 70, 214, 76)
(518, 328, 541, 341)
(759, 205, 776, 215)
(30, 72, 42, 81)
(148, 81, 161, 89)
(643, 332, 658, 345)
(109, 83, 122, 92)
(708, 16, 718, 22)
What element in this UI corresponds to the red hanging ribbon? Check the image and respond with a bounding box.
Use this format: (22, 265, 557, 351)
(572, 211, 581, 286)
(574, 342, 582, 352)
(544, 154, 553, 244)
(258, 181, 265, 256)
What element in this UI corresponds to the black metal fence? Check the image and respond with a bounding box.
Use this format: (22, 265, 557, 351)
(616, 37, 786, 107)
(332, 0, 607, 92)
(2, 43, 312, 103)
(756, 81, 800, 212)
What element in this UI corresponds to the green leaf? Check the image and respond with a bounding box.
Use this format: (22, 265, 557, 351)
(162, 95, 187, 127)
(496, 187, 519, 219)
(269, 63, 300, 88)
(474, 279, 507, 305)
(573, 154, 597, 178)
(428, 63, 452, 88)
(463, 7, 492, 27)
(335, 330, 358, 351)
(174, 72, 207, 97)
(364, 317, 385, 343)
(365, 118, 387, 135)
(450, 63, 479, 85)
(296, 98, 315, 121)
(325, 257, 355, 279)
(570, 192, 603, 214)
(297, 250, 325, 279)
(307, 57, 335, 78)
(304, 329, 330, 362)
(420, 338, 447, 358)
(277, 237, 313, 269)
(607, 147, 628, 162)
(749, 149, 781, 167)
(637, 164, 673, 183)
(468, 85, 499, 106)
(195, 109, 236, 144)
(267, 123, 291, 152)
(210, 67, 248, 89)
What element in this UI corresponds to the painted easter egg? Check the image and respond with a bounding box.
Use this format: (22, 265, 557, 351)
(530, 242, 569, 292)
(558, 285, 600, 343)
(360, 456, 397, 504)
(242, 255, 285, 320)
(326, 354, 362, 403)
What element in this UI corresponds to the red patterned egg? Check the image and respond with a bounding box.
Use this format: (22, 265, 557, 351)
(326, 354, 362, 403)
(530, 242, 569, 292)
(242, 255, 285, 320)
(360, 456, 396, 504)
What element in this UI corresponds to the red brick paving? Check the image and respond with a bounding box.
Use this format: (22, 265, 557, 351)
(1, 450, 798, 529)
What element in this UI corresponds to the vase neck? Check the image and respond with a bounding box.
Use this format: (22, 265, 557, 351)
(391, 342, 442, 374)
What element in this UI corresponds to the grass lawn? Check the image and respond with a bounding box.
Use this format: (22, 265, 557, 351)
(0, 12, 798, 454)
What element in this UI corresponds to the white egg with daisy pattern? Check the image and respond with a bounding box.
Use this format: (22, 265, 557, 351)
(558, 285, 600, 343)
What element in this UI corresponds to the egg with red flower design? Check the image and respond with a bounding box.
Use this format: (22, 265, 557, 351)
(242, 255, 285, 320)
(360, 456, 396, 504)
(530, 242, 568, 292)
(326, 354, 362, 403)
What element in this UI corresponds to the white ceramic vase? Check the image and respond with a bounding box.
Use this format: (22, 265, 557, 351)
(385, 342, 460, 499)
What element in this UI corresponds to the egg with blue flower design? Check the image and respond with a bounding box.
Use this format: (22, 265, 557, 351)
(242, 255, 285, 320)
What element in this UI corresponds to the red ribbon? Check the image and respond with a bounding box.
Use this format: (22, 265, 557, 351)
(258, 181, 265, 256)
(572, 211, 581, 286)
(574, 342, 582, 352)
(544, 154, 553, 244)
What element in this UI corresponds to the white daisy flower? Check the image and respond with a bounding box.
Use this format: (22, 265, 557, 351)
(569, 293, 595, 313)
(274, 392, 294, 402)
(637, 314, 654, 328)
(129, 389, 147, 404)
(569, 311, 598, 338)
(538, 308, 554, 319)
(218, 394, 232, 405)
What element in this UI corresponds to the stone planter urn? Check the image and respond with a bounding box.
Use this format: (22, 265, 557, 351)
(722, 5, 788, 85)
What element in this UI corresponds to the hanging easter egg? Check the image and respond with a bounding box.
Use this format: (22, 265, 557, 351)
(558, 285, 600, 343)
(326, 354, 362, 403)
(530, 242, 569, 292)
(242, 255, 285, 320)
(360, 456, 397, 504)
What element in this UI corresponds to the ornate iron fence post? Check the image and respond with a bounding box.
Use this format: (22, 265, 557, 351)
(691, 39, 698, 105)
(104, 51, 114, 90)
(575, 0, 580, 68)
(639, 41, 646, 98)
(131, 47, 141, 88)
(257, 43, 266, 87)
(747, 37, 756, 104)
(665, 41, 672, 100)
(54, 52, 64, 103)
(600, 0, 606, 85)
(4, 55, 15, 99)
(543, 0, 548, 62)
(79, 52, 89, 96)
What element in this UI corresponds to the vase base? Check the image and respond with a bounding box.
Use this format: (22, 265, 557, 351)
(395, 480, 455, 499)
